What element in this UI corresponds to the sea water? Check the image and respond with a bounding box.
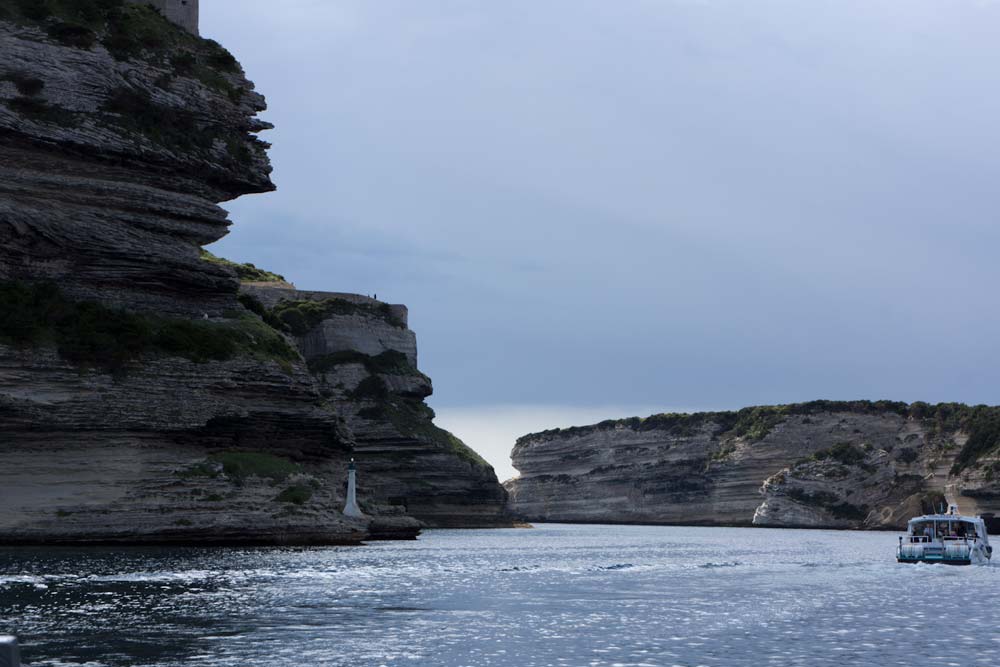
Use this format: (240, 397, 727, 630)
(0, 524, 997, 667)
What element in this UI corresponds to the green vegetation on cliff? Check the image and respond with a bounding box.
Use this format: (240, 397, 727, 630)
(236, 293, 289, 333)
(0, 1, 254, 159)
(201, 250, 287, 284)
(177, 451, 303, 483)
(0, 281, 298, 372)
(359, 398, 491, 469)
(518, 400, 1000, 470)
(0, 0, 238, 83)
(102, 86, 214, 151)
(275, 484, 313, 505)
(210, 451, 301, 482)
(810, 442, 869, 467)
(946, 407, 1000, 473)
(274, 298, 406, 335)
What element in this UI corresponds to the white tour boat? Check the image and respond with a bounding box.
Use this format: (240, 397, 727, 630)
(897, 506, 993, 565)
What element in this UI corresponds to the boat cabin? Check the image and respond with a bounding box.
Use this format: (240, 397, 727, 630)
(905, 517, 985, 543)
(897, 509, 992, 565)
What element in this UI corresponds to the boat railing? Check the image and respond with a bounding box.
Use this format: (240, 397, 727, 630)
(904, 535, 979, 544)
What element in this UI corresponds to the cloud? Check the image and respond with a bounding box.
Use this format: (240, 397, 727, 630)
(432, 404, 696, 482)
(205, 0, 1000, 430)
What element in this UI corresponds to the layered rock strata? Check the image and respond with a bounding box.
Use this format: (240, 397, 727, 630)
(506, 402, 1000, 530)
(0, 3, 271, 316)
(0, 2, 507, 543)
(246, 285, 511, 528)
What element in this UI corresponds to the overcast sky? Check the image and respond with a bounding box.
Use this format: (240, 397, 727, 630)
(204, 1, 1000, 480)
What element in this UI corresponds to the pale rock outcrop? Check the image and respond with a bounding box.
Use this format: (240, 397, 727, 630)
(752, 447, 931, 529)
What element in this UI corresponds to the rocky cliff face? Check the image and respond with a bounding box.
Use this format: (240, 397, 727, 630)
(506, 402, 1000, 530)
(0, 1, 508, 544)
(244, 285, 510, 528)
(0, 1, 271, 316)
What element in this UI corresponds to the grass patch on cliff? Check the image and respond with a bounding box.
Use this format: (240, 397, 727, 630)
(948, 407, 1000, 473)
(209, 451, 301, 482)
(518, 400, 1000, 473)
(275, 484, 313, 505)
(273, 298, 405, 336)
(363, 398, 491, 469)
(0, 0, 249, 147)
(0, 0, 107, 43)
(4, 95, 77, 125)
(0, 0, 241, 79)
(0, 281, 298, 372)
(0, 72, 44, 96)
(350, 375, 391, 401)
(517, 400, 919, 445)
(811, 442, 868, 467)
(201, 250, 287, 284)
(2, 0, 117, 28)
(728, 406, 784, 441)
(237, 293, 289, 333)
(1, 69, 74, 125)
(101, 86, 217, 152)
(904, 402, 1000, 472)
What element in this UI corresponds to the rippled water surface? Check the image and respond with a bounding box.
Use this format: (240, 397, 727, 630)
(1, 524, 998, 666)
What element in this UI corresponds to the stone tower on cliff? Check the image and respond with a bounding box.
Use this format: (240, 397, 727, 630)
(128, 0, 199, 35)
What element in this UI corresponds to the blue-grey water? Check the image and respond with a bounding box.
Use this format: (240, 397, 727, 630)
(1, 524, 998, 667)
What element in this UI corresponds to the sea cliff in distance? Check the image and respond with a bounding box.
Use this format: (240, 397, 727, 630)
(505, 401, 1000, 530)
(0, 0, 508, 544)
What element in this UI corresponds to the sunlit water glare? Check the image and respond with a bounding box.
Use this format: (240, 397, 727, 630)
(1, 524, 997, 666)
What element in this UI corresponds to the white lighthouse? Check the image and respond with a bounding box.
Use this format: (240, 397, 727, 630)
(342, 459, 365, 518)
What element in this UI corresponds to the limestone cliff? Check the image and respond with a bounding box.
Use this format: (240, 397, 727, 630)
(0, 1, 507, 544)
(506, 401, 1000, 530)
(244, 285, 510, 528)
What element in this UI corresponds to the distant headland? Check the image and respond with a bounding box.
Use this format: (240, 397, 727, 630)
(506, 400, 1000, 531)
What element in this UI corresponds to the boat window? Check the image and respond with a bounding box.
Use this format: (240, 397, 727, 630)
(909, 522, 933, 541)
(933, 521, 976, 538)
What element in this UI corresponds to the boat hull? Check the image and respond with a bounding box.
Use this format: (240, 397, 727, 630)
(897, 557, 975, 566)
(897, 548, 991, 566)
